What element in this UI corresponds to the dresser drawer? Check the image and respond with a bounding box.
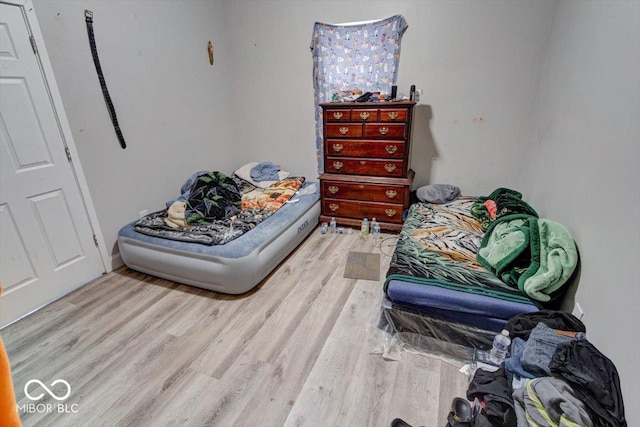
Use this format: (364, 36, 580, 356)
(325, 139, 405, 159)
(322, 199, 404, 223)
(325, 123, 363, 138)
(351, 109, 378, 122)
(364, 123, 406, 139)
(324, 109, 351, 122)
(379, 108, 409, 122)
(325, 157, 405, 177)
(322, 180, 407, 204)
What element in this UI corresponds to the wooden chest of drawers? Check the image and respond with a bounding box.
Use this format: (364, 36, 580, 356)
(319, 101, 416, 232)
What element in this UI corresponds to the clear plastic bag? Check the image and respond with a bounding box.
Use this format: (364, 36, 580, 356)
(369, 297, 496, 367)
(296, 183, 317, 196)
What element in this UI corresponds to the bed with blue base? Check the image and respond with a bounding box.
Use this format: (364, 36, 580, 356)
(381, 197, 545, 354)
(118, 182, 320, 294)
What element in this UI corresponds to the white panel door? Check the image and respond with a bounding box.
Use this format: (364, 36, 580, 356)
(0, 2, 104, 327)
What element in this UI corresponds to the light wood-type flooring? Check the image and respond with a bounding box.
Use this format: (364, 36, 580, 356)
(2, 228, 469, 427)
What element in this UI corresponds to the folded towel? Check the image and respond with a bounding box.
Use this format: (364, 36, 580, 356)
(165, 201, 188, 228)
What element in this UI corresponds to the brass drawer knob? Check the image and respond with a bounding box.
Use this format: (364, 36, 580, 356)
(388, 111, 399, 120)
(385, 209, 397, 217)
(379, 126, 389, 135)
(360, 160, 367, 165)
(333, 161, 343, 170)
(333, 111, 343, 120)
(332, 143, 343, 153)
(328, 185, 339, 194)
(339, 126, 349, 135)
(385, 145, 397, 154)
(385, 190, 398, 199)
(360, 111, 370, 120)
(384, 163, 396, 173)
(329, 203, 339, 212)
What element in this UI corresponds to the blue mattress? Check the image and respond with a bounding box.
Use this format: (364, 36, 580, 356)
(384, 199, 540, 334)
(385, 279, 538, 332)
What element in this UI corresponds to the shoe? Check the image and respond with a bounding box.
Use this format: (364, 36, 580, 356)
(390, 418, 413, 427)
(445, 397, 473, 427)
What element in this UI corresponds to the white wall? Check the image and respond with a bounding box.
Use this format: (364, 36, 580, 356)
(34, 0, 557, 265)
(224, 0, 558, 191)
(32, 1, 639, 421)
(518, 1, 640, 423)
(33, 0, 558, 268)
(33, 0, 236, 266)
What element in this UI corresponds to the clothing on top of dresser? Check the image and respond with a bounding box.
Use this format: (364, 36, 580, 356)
(250, 161, 281, 182)
(234, 162, 290, 188)
(416, 184, 461, 204)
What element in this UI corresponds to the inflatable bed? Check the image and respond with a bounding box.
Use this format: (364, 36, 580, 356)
(382, 190, 578, 349)
(118, 171, 320, 294)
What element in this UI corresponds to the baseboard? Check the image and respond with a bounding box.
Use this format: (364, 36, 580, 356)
(110, 252, 124, 271)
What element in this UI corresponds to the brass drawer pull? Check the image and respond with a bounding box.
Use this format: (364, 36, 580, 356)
(360, 111, 370, 120)
(379, 126, 389, 135)
(385, 209, 397, 217)
(329, 203, 339, 212)
(360, 160, 367, 165)
(339, 127, 349, 135)
(328, 185, 339, 194)
(384, 164, 397, 173)
(332, 143, 343, 153)
(385, 145, 397, 154)
(388, 111, 399, 120)
(333, 111, 343, 120)
(385, 190, 398, 199)
(333, 161, 343, 170)
(358, 184, 365, 189)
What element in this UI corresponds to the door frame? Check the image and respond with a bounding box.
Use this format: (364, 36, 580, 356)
(2, 0, 110, 272)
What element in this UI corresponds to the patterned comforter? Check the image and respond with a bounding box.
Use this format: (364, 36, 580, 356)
(384, 198, 541, 307)
(133, 175, 305, 245)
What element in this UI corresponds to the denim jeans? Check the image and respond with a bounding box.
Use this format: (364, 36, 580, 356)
(520, 322, 585, 377)
(504, 337, 536, 379)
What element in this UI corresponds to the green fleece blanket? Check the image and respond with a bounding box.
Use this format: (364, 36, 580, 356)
(477, 214, 578, 302)
(470, 187, 538, 231)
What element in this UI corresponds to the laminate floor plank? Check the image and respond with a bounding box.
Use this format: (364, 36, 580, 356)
(2, 228, 470, 427)
(230, 266, 359, 426)
(7, 275, 173, 380)
(283, 279, 383, 427)
(437, 361, 473, 423)
(190, 263, 309, 379)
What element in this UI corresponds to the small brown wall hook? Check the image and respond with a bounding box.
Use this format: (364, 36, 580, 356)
(207, 41, 214, 65)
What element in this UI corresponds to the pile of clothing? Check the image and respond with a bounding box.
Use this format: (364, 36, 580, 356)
(471, 188, 578, 304)
(133, 161, 303, 245)
(465, 311, 626, 427)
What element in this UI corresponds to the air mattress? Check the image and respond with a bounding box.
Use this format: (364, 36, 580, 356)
(118, 183, 320, 294)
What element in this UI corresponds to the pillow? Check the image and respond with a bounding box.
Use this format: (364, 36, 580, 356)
(234, 162, 289, 188)
(416, 184, 461, 204)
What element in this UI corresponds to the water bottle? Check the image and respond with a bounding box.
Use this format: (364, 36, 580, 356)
(371, 218, 380, 243)
(330, 217, 337, 234)
(361, 218, 369, 236)
(489, 329, 511, 365)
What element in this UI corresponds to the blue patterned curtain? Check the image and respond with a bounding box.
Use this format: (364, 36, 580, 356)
(310, 15, 408, 172)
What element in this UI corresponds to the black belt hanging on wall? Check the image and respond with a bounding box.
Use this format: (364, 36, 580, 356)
(84, 10, 127, 149)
